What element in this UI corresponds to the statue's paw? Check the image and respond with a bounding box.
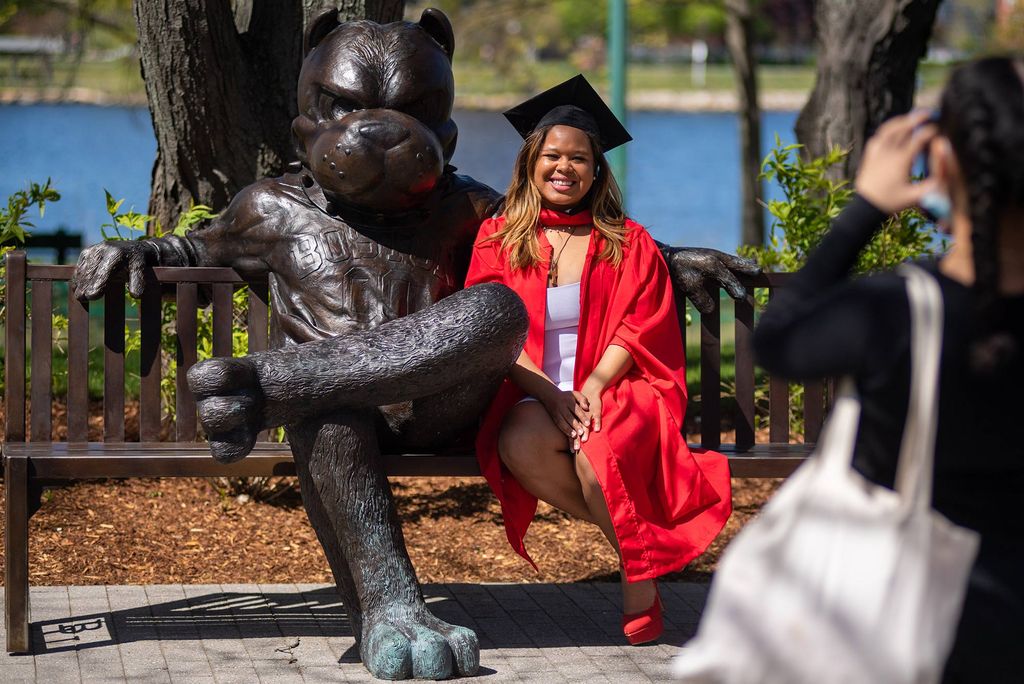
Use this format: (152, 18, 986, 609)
(361, 608, 479, 680)
(187, 357, 264, 463)
(423, 616, 479, 678)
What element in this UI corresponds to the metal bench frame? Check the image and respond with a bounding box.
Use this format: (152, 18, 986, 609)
(3, 250, 820, 653)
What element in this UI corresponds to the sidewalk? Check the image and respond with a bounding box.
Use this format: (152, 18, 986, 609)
(0, 582, 707, 682)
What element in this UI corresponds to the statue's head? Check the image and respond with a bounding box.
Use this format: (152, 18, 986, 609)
(292, 8, 457, 214)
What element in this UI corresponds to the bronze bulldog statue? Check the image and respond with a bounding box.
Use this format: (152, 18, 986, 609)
(71, 8, 758, 680)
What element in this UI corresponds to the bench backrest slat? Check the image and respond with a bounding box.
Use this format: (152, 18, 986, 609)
(246, 280, 271, 442)
(103, 286, 125, 442)
(766, 286, 792, 443)
(804, 380, 825, 443)
(770, 373, 790, 443)
(248, 281, 269, 353)
(175, 282, 199, 441)
(30, 279, 52, 441)
(699, 287, 722, 449)
(4, 251, 26, 441)
(139, 286, 163, 441)
(67, 291, 89, 442)
(733, 292, 756, 451)
(674, 288, 687, 353)
(212, 283, 233, 358)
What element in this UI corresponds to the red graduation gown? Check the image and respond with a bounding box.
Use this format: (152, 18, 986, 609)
(464, 209, 732, 582)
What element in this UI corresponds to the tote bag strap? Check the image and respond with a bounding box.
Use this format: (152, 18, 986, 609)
(817, 376, 863, 479)
(894, 263, 945, 510)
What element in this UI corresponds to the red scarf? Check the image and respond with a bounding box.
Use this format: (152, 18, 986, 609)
(538, 207, 594, 227)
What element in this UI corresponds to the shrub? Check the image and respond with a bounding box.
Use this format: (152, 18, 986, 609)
(737, 139, 946, 435)
(1, 179, 61, 395)
(105, 195, 291, 500)
(740, 138, 945, 276)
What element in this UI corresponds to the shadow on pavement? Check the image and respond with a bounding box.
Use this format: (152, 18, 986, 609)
(29, 582, 708, 656)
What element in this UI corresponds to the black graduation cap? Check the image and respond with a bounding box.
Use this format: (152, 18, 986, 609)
(503, 74, 632, 152)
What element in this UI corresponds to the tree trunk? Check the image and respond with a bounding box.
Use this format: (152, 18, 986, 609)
(135, 0, 406, 232)
(724, 0, 765, 248)
(795, 0, 940, 179)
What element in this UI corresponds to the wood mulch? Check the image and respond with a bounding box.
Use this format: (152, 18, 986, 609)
(0, 476, 778, 587)
(0, 402, 780, 586)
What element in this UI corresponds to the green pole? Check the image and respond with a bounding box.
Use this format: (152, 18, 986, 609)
(607, 0, 627, 194)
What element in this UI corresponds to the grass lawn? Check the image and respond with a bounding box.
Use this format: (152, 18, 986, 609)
(2, 57, 953, 104)
(0, 56, 145, 99)
(456, 61, 952, 98)
(453, 62, 825, 97)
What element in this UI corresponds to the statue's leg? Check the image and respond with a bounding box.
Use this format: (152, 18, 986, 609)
(188, 282, 527, 463)
(288, 409, 478, 680)
(288, 442, 362, 639)
(377, 365, 508, 451)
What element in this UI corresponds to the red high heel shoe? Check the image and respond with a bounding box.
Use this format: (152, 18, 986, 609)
(621, 586, 663, 645)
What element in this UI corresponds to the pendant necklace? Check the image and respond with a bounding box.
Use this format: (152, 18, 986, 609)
(545, 226, 578, 288)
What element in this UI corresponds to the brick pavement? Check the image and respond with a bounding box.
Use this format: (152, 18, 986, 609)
(0, 583, 708, 682)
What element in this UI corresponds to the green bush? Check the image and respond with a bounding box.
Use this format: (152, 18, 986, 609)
(737, 140, 947, 436)
(1, 179, 61, 396)
(103, 194, 245, 425)
(104, 197, 290, 498)
(740, 138, 945, 276)
(1, 178, 61, 310)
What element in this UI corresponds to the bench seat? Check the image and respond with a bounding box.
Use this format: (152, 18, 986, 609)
(4, 441, 811, 480)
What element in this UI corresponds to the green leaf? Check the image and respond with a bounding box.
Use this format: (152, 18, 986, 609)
(173, 203, 218, 236)
(104, 190, 124, 217)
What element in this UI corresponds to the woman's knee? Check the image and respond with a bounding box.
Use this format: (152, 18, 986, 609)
(498, 403, 563, 468)
(497, 429, 533, 469)
(497, 411, 528, 465)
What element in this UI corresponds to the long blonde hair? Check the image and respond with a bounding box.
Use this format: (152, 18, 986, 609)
(490, 126, 628, 270)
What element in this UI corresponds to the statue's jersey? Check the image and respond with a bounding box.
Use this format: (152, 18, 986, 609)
(184, 169, 501, 347)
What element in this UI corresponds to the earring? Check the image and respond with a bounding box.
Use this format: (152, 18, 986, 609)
(919, 190, 952, 224)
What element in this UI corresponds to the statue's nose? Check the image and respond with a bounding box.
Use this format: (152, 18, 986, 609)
(358, 121, 409, 148)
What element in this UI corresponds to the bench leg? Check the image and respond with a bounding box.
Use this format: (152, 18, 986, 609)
(5, 453, 30, 654)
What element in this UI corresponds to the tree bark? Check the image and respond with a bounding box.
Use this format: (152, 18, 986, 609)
(724, 0, 765, 248)
(795, 0, 940, 179)
(135, 0, 406, 232)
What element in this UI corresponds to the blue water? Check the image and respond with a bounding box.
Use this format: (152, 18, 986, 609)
(0, 103, 797, 255)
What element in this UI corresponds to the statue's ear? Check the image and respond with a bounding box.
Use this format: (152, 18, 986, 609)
(304, 9, 340, 56)
(419, 8, 454, 61)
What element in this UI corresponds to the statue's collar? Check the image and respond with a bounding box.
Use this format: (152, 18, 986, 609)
(297, 167, 444, 230)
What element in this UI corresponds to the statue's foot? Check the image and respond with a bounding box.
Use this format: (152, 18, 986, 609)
(361, 603, 479, 680)
(187, 357, 264, 463)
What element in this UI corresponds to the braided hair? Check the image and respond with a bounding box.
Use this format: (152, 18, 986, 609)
(938, 57, 1024, 374)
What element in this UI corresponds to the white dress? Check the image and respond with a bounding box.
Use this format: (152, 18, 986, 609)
(521, 281, 580, 402)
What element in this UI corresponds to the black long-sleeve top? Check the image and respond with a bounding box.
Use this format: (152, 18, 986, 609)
(754, 195, 1024, 537)
(753, 195, 1024, 680)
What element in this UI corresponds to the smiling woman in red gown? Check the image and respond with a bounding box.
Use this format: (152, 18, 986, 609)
(464, 75, 732, 645)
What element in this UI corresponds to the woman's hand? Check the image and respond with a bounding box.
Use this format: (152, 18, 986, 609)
(579, 378, 604, 437)
(540, 388, 591, 448)
(855, 109, 941, 215)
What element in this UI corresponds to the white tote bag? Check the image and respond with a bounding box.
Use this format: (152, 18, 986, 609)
(673, 265, 980, 684)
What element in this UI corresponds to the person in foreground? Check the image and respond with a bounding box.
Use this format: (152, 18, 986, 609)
(464, 75, 732, 645)
(753, 57, 1024, 682)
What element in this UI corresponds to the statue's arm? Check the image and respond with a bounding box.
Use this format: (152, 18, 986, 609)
(656, 241, 762, 314)
(72, 184, 276, 301)
(444, 175, 503, 285)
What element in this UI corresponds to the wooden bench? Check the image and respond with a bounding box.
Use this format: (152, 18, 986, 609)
(2, 249, 821, 653)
